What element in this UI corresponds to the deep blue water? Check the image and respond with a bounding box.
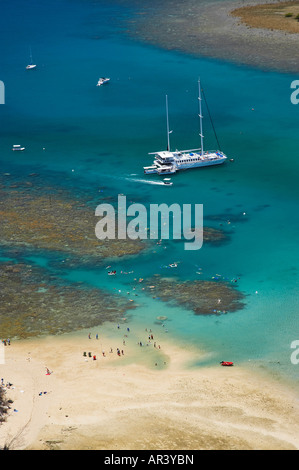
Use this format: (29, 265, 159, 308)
(1, 0, 299, 386)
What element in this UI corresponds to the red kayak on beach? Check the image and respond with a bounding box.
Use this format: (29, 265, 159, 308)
(220, 361, 234, 367)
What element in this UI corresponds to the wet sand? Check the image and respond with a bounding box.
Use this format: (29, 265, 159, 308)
(123, 0, 299, 72)
(1, 327, 299, 450)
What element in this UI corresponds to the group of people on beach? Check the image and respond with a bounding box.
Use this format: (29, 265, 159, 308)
(85, 324, 163, 363)
(1, 339, 11, 346)
(86, 327, 130, 360)
(84, 348, 125, 360)
(1, 378, 13, 388)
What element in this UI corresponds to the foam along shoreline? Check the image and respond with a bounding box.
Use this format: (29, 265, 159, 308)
(124, 0, 299, 73)
(1, 328, 299, 450)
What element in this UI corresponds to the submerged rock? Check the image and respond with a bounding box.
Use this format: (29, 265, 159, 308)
(203, 227, 230, 244)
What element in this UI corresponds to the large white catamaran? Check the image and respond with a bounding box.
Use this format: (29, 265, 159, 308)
(144, 79, 227, 175)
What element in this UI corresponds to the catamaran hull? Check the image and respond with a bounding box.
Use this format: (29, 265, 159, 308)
(177, 158, 227, 170)
(144, 157, 227, 175)
(144, 168, 176, 175)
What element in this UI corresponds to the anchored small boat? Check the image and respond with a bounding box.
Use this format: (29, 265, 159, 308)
(97, 77, 110, 87)
(12, 145, 25, 151)
(26, 47, 36, 70)
(220, 361, 234, 367)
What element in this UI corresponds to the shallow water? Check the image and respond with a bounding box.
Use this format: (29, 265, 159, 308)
(0, 0, 299, 386)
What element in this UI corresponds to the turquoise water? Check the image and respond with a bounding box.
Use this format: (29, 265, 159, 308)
(1, 0, 299, 385)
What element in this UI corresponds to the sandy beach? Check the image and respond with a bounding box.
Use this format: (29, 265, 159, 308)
(231, 1, 299, 34)
(123, 0, 299, 72)
(2, 0, 299, 455)
(1, 325, 299, 450)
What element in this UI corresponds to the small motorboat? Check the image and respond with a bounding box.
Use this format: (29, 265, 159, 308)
(220, 361, 234, 367)
(108, 270, 116, 276)
(12, 145, 25, 151)
(97, 77, 110, 87)
(163, 178, 173, 186)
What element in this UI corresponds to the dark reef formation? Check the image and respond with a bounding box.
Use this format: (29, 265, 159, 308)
(0, 173, 146, 264)
(142, 275, 245, 315)
(0, 262, 135, 339)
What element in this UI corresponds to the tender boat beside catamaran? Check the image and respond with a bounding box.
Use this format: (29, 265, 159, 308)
(144, 79, 227, 175)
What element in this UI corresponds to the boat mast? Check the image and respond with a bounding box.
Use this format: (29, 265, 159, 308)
(29, 46, 33, 64)
(166, 94, 171, 152)
(198, 78, 204, 156)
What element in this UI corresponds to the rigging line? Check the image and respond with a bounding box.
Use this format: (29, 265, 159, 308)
(201, 85, 222, 151)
